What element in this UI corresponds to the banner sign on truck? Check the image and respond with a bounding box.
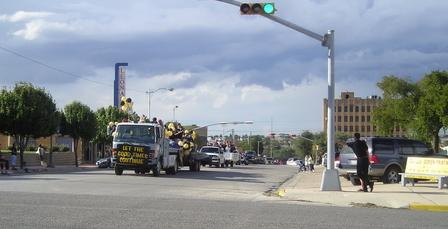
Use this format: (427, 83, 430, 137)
(117, 144, 150, 165)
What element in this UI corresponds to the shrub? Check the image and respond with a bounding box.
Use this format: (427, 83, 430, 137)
(51, 146, 60, 152)
(27, 146, 37, 152)
(61, 146, 70, 152)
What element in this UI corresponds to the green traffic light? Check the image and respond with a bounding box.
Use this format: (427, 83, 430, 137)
(263, 3, 275, 14)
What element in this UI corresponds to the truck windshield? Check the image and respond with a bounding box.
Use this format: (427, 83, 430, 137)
(113, 125, 156, 144)
(200, 147, 219, 153)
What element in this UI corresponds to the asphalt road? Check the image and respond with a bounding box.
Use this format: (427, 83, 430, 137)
(1, 165, 447, 229)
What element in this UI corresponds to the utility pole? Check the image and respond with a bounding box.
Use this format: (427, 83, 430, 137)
(248, 131, 252, 151)
(270, 117, 273, 158)
(215, 0, 341, 191)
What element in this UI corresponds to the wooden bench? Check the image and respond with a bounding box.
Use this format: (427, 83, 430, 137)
(400, 157, 448, 189)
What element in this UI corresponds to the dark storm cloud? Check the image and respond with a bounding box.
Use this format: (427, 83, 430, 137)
(1, 0, 448, 90)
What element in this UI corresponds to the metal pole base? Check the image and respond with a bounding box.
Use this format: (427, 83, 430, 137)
(320, 168, 342, 191)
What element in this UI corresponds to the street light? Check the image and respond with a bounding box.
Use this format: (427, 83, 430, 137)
(216, 0, 340, 191)
(192, 121, 253, 131)
(173, 105, 179, 122)
(145, 87, 174, 119)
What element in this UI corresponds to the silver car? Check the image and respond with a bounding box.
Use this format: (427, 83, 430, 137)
(337, 137, 433, 185)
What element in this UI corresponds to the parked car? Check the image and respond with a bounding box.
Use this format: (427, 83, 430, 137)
(337, 137, 435, 185)
(265, 157, 273, 164)
(286, 158, 300, 166)
(96, 157, 112, 168)
(251, 156, 266, 164)
(321, 152, 340, 167)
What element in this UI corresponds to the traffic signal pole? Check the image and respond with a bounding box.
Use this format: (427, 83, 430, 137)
(216, 0, 341, 191)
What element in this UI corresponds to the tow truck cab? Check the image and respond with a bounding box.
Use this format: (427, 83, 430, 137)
(112, 123, 178, 176)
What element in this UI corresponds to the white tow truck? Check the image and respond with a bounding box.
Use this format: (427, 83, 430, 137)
(223, 149, 239, 167)
(111, 122, 179, 176)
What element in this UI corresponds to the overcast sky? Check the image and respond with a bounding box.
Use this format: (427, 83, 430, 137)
(1, 0, 447, 136)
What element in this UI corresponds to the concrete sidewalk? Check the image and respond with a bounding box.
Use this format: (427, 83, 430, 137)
(1, 164, 97, 175)
(277, 166, 448, 212)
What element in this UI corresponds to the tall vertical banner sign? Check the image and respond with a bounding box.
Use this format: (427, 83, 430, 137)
(114, 63, 128, 107)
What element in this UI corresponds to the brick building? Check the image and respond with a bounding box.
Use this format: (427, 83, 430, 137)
(323, 91, 406, 137)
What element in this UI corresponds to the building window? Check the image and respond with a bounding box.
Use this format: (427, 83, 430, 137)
(361, 106, 365, 112)
(338, 106, 341, 112)
(349, 116, 353, 122)
(355, 126, 359, 132)
(361, 116, 365, 122)
(367, 126, 371, 132)
(344, 106, 348, 112)
(367, 116, 371, 122)
(344, 126, 348, 132)
(349, 105, 353, 112)
(338, 126, 341, 131)
(367, 106, 371, 112)
(355, 116, 359, 122)
(349, 126, 353, 132)
(355, 106, 359, 112)
(395, 126, 400, 132)
(337, 116, 341, 122)
(344, 116, 348, 122)
(361, 126, 365, 132)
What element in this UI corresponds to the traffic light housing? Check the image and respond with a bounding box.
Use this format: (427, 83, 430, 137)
(240, 3, 276, 15)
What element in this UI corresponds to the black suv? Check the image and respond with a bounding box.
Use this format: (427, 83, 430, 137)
(337, 137, 434, 184)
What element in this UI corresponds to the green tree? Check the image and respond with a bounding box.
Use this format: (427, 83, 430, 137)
(313, 132, 327, 156)
(94, 106, 128, 158)
(61, 101, 97, 167)
(94, 106, 127, 143)
(292, 131, 314, 159)
(373, 76, 418, 136)
(0, 82, 58, 168)
(373, 71, 448, 152)
(274, 147, 295, 160)
(413, 71, 448, 152)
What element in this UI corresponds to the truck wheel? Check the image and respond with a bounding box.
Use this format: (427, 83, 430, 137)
(230, 161, 234, 167)
(166, 168, 172, 175)
(153, 161, 161, 177)
(115, 166, 123, 176)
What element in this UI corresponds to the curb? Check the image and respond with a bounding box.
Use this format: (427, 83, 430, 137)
(409, 203, 448, 212)
(275, 188, 287, 197)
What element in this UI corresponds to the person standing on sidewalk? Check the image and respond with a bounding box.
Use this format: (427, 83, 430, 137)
(304, 155, 310, 172)
(10, 143, 17, 170)
(308, 155, 315, 172)
(37, 144, 47, 168)
(351, 133, 374, 192)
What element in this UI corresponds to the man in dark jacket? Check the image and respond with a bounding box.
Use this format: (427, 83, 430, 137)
(351, 133, 374, 192)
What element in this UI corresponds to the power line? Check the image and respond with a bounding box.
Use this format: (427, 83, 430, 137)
(0, 44, 146, 93)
